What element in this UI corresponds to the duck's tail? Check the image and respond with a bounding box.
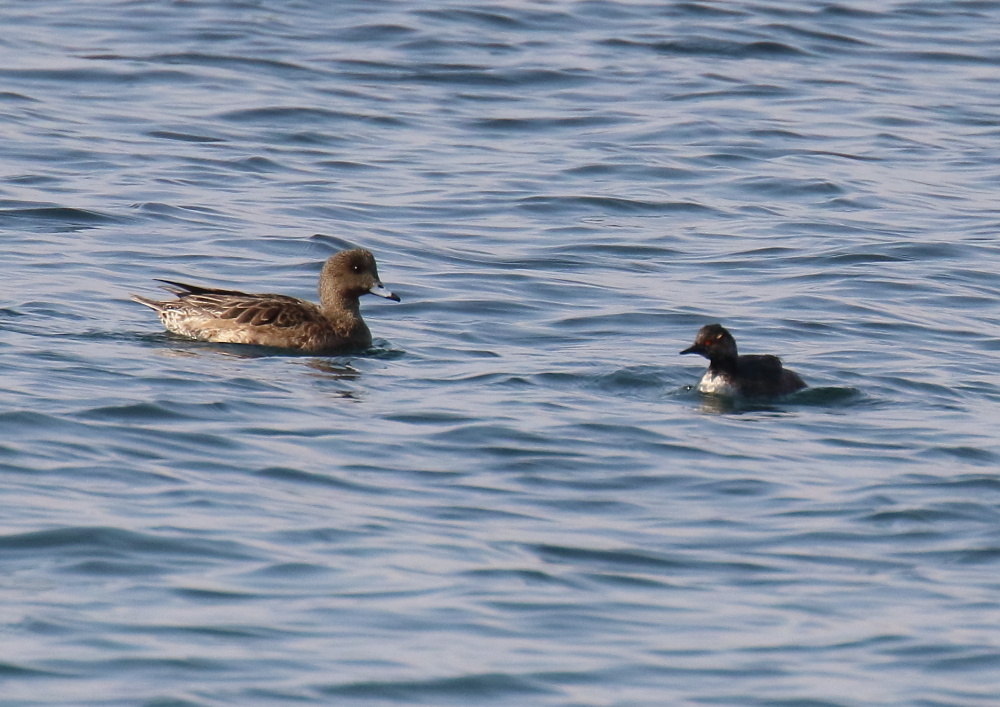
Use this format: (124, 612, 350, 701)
(130, 294, 167, 312)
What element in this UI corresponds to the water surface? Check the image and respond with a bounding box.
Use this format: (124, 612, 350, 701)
(2, 1, 1000, 705)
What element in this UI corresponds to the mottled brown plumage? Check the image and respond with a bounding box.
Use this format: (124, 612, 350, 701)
(131, 248, 399, 353)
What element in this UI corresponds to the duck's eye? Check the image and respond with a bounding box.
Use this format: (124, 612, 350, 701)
(351, 264, 363, 273)
(703, 339, 712, 347)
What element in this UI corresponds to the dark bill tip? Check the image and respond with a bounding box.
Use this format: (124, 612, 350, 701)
(369, 283, 400, 302)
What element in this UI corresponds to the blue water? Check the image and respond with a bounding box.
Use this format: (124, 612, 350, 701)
(2, 1, 1000, 705)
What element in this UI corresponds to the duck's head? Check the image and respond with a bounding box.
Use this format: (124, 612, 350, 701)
(680, 323, 737, 360)
(320, 248, 400, 305)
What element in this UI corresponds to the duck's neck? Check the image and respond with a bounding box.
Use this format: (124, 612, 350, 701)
(707, 353, 739, 376)
(318, 291, 367, 340)
(319, 289, 360, 316)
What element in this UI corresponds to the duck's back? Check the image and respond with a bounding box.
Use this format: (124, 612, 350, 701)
(734, 354, 806, 396)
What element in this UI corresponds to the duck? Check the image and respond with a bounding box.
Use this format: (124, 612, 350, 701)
(131, 248, 399, 353)
(680, 323, 806, 397)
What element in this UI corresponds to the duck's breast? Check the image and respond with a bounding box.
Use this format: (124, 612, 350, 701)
(697, 370, 739, 396)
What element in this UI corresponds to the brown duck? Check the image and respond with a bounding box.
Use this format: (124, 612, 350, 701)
(131, 248, 400, 353)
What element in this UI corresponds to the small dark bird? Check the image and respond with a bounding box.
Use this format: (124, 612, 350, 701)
(680, 323, 806, 397)
(132, 248, 399, 354)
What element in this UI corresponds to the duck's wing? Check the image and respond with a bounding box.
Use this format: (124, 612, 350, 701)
(149, 281, 325, 329)
(739, 354, 806, 395)
(155, 279, 249, 297)
(735, 355, 787, 394)
(218, 295, 325, 328)
(739, 354, 785, 378)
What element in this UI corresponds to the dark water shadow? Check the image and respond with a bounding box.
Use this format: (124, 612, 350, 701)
(681, 385, 870, 415)
(128, 333, 409, 402)
(131, 331, 406, 361)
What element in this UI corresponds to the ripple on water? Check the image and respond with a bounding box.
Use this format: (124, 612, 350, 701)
(0, 526, 256, 561)
(319, 673, 558, 702)
(3, 1, 1000, 705)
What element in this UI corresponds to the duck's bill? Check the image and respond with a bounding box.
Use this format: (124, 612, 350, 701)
(679, 345, 701, 355)
(369, 283, 401, 302)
